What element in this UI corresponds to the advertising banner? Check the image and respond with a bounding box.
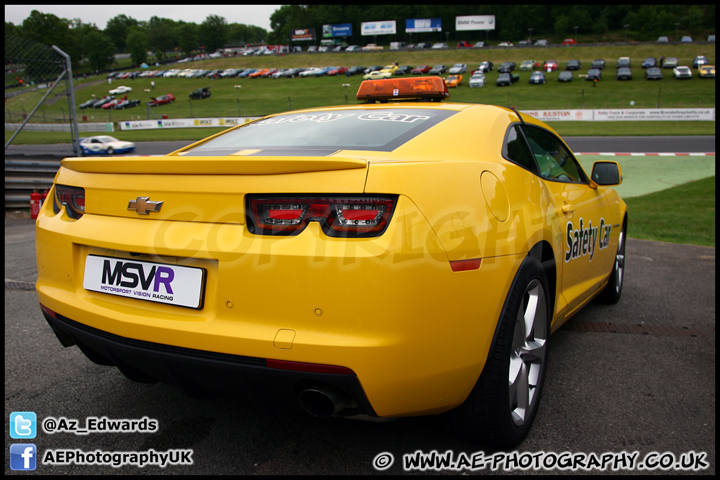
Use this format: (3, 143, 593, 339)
(456, 15, 496, 31)
(405, 18, 442, 33)
(323, 23, 352, 38)
(291, 28, 315, 42)
(361, 20, 397, 36)
(593, 108, 715, 121)
(119, 117, 259, 130)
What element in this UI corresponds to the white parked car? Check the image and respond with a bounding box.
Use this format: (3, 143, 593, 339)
(108, 86, 132, 95)
(673, 66, 692, 79)
(468, 73, 486, 88)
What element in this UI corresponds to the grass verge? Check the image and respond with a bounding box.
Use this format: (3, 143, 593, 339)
(624, 176, 715, 247)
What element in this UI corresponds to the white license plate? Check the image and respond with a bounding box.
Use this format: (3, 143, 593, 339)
(83, 255, 206, 309)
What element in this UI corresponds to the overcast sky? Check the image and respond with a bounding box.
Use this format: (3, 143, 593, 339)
(4, 4, 282, 31)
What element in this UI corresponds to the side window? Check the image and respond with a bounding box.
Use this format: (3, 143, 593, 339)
(502, 125, 538, 174)
(521, 125, 587, 183)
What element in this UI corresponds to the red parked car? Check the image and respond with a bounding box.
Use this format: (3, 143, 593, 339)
(148, 93, 175, 106)
(327, 66, 348, 76)
(411, 65, 431, 74)
(562, 38, 577, 45)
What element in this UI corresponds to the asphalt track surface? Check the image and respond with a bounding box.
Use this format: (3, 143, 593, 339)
(4, 135, 715, 474)
(3, 135, 717, 158)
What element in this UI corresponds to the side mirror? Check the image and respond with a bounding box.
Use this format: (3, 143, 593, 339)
(591, 161, 622, 186)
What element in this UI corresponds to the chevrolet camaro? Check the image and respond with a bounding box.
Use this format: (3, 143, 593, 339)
(37, 76, 627, 448)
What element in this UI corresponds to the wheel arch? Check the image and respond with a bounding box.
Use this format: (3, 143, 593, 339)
(527, 240, 557, 321)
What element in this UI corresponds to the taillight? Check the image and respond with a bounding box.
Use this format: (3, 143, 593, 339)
(53, 184, 85, 219)
(247, 195, 397, 237)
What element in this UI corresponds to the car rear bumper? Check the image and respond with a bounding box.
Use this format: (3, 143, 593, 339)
(42, 307, 377, 416)
(36, 189, 522, 417)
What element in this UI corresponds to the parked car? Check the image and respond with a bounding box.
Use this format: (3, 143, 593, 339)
(444, 74, 463, 88)
(529, 71, 546, 84)
(641, 58, 657, 68)
(109, 86, 132, 95)
(78, 136, 135, 155)
(411, 65, 431, 75)
(92, 97, 115, 108)
(113, 98, 141, 109)
(586, 69, 602, 81)
(693, 56, 709, 68)
(148, 94, 175, 106)
(431, 43, 448, 49)
(346, 66, 366, 76)
(363, 70, 392, 80)
(472, 41, 486, 48)
(345, 45, 361, 52)
(698, 65, 715, 78)
(566, 59, 581, 70)
(543, 60, 558, 72)
(237, 69, 256, 78)
(496, 72, 519, 86)
(681, 36, 692, 43)
(534, 39, 548, 46)
(616, 57, 631, 68)
(468, 72, 486, 88)
(498, 62, 516, 73)
(497, 41, 514, 47)
(448, 64, 467, 74)
(394, 65, 413, 76)
(102, 98, 121, 109)
(79, 98, 101, 109)
(476, 61, 494, 73)
(261, 68, 279, 78)
(189, 88, 211, 99)
(673, 66, 692, 79)
(662, 57, 679, 68)
(616, 67, 632, 80)
(645, 67, 663, 80)
(327, 67, 348, 76)
(591, 59, 606, 69)
(429, 65, 448, 74)
(363, 65, 383, 75)
(657, 36, 669, 43)
(520, 60, 536, 71)
(562, 38, 577, 45)
(558, 71, 574, 82)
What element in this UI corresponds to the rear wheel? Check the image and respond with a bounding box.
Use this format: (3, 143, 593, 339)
(449, 256, 551, 448)
(106, 147, 114, 155)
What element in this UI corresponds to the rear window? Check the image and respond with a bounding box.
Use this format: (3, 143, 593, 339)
(185, 109, 456, 156)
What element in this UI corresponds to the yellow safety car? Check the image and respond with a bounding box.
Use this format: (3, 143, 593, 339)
(36, 76, 627, 448)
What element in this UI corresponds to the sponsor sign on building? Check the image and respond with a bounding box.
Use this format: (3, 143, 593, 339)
(456, 15, 496, 31)
(361, 20, 397, 36)
(323, 23, 352, 38)
(291, 28, 315, 42)
(406, 18, 442, 33)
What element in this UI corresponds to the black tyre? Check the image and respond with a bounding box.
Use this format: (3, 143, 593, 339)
(596, 218, 627, 304)
(106, 147, 114, 155)
(449, 256, 551, 448)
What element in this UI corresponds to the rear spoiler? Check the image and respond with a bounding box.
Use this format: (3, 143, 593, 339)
(61, 156, 368, 175)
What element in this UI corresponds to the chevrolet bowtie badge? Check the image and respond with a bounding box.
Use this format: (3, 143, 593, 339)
(128, 196, 163, 215)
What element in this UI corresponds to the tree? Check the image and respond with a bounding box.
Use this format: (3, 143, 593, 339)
(82, 30, 116, 71)
(177, 22, 198, 55)
(126, 26, 149, 65)
(105, 14, 138, 52)
(199, 15, 227, 52)
(147, 16, 178, 60)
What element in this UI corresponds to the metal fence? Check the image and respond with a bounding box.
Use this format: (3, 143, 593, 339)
(4, 35, 81, 155)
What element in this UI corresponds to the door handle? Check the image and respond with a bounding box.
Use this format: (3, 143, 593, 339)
(561, 203, 575, 214)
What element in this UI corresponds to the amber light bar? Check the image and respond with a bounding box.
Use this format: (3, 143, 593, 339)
(356, 76, 449, 102)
